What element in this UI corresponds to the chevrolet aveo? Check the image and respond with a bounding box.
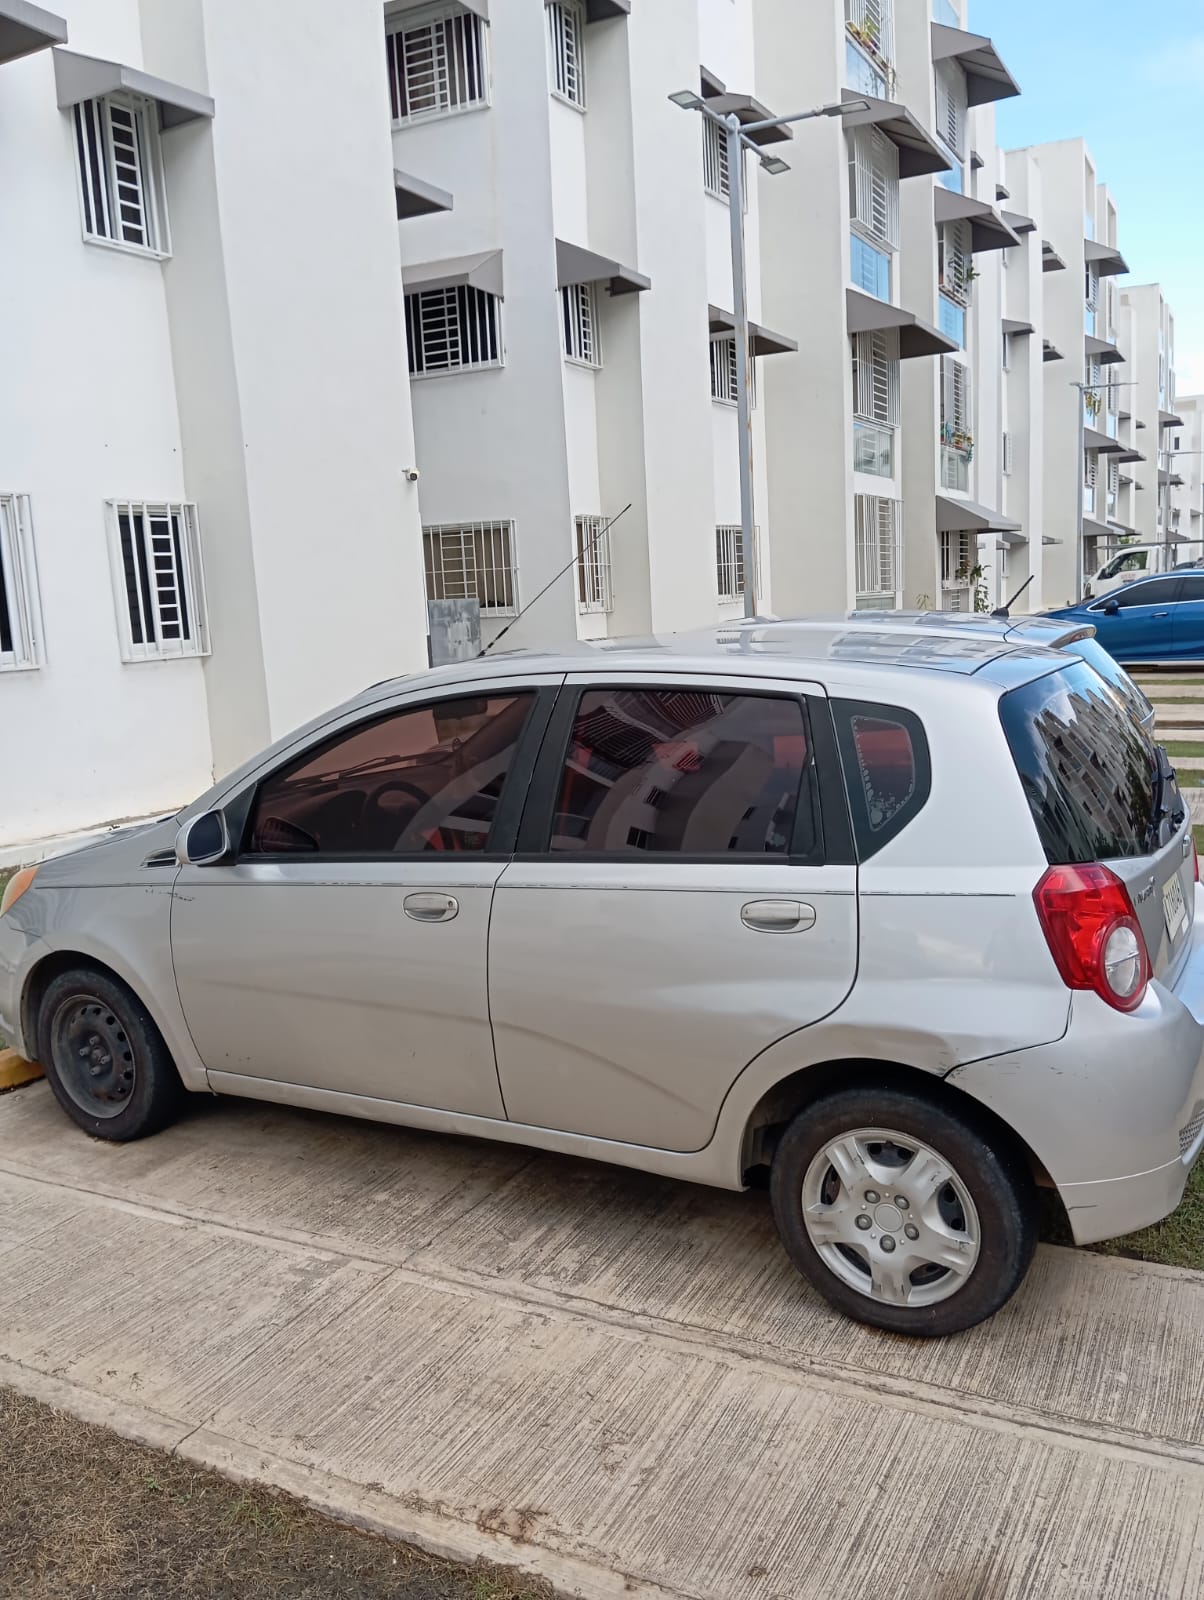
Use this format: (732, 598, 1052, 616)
(3, 624, 1203, 1337)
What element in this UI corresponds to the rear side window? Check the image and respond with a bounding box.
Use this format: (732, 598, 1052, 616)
(1068, 638, 1152, 724)
(549, 687, 817, 857)
(1000, 662, 1158, 863)
(832, 700, 931, 859)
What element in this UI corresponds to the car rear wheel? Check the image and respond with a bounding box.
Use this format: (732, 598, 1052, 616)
(37, 967, 184, 1142)
(770, 1085, 1037, 1336)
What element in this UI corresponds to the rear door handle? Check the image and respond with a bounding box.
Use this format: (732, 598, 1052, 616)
(741, 899, 816, 934)
(404, 892, 459, 923)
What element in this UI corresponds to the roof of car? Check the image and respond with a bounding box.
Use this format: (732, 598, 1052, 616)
(753, 610, 1095, 645)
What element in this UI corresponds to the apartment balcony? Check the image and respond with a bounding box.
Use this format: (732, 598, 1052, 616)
(845, 0, 895, 98)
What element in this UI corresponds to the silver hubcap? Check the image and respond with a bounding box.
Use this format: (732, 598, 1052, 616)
(801, 1126, 980, 1308)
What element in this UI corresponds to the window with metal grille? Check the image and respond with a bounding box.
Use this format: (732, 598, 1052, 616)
(848, 125, 899, 251)
(851, 330, 900, 426)
(561, 283, 599, 366)
(845, 0, 895, 83)
(547, 0, 585, 106)
(574, 515, 613, 613)
(934, 59, 966, 159)
(0, 494, 43, 671)
(702, 113, 729, 199)
(1085, 265, 1099, 311)
(1084, 452, 1097, 489)
(937, 219, 972, 306)
(940, 355, 972, 492)
(106, 501, 207, 662)
(405, 285, 502, 375)
(716, 524, 759, 602)
(1002, 431, 1014, 474)
(386, 3, 488, 124)
(423, 521, 517, 614)
(854, 495, 900, 603)
(710, 336, 755, 407)
(72, 93, 169, 255)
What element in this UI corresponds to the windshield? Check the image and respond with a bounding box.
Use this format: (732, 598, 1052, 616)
(1000, 661, 1160, 863)
(1098, 550, 1150, 580)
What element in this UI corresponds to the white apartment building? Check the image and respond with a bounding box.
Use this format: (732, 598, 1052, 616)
(0, 0, 1183, 856)
(1120, 284, 1196, 562)
(1169, 395, 1204, 552)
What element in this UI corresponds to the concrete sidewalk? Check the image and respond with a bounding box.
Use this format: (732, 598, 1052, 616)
(2, 1082, 1204, 1599)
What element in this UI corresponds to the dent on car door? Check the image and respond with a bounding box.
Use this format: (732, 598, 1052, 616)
(487, 676, 859, 1153)
(170, 679, 558, 1114)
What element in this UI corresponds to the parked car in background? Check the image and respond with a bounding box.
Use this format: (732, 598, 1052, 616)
(1047, 572, 1204, 662)
(3, 626, 1202, 1339)
(1089, 544, 1177, 597)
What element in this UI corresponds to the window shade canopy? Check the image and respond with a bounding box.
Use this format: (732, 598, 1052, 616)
(53, 47, 213, 127)
(708, 305, 796, 356)
(930, 23, 1020, 106)
(403, 249, 504, 298)
(556, 239, 649, 295)
(0, 0, 65, 64)
(846, 290, 957, 360)
(840, 90, 951, 179)
(394, 168, 454, 219)
(933, 188, 1021, 253)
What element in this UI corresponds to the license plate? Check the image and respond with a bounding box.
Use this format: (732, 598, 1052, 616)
(1164, 872, 1189, 942)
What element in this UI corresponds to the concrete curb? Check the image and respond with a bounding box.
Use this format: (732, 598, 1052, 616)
(0, 1049, 41, 1091)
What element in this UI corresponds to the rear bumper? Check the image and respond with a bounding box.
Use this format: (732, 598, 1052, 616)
(949, 891, 1204, 1246)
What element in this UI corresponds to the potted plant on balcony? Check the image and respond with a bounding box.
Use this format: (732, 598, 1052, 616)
(941, 423, 975, 462)
(847, 16, 886, 68)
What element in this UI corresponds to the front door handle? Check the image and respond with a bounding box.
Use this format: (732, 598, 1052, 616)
(741, 899, 816, 934)
(404, 892, 459, 923)
(1153, 611, 1170, 618)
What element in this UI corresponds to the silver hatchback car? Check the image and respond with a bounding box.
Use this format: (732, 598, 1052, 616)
(3, 625, 1203, 1337)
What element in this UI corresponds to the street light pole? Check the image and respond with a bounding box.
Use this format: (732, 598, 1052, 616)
(670, 93, 868, 620)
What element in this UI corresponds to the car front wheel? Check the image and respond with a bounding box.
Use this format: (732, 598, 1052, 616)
(770, 1085, 1037, 1337)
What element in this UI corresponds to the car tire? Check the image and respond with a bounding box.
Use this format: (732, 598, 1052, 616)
(36, 967, 184, 1143)
(770, 1084, 1037, 1337)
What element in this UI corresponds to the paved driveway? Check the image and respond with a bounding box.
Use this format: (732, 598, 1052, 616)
(2, 1081, 1204, 1599)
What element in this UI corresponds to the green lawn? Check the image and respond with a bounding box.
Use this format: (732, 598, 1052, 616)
(1165, 742, 1204, 763)
(1083, 1163, 1204, 1272)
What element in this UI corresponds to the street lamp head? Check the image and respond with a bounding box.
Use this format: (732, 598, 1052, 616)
(760, 155, 791, 175)
(827, 98, 870, 116)
(668, 90, 703, 110)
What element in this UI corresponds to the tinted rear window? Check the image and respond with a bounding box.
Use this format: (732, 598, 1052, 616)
(1000, 662, 1158, 863)
(1067, 638, 1153, 722)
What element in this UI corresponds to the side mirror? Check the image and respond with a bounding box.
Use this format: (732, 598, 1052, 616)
(176, 810, 232, 867)
(1103, 600, 1120, 616)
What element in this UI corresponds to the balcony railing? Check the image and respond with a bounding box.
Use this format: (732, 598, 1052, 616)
(853, 420, 895, 477)
(845, 0, 895, 92)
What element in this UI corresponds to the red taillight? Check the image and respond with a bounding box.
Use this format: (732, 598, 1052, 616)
(1033, 864, 1151, 1014)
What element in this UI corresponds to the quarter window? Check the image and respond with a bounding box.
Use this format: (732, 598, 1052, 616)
(247, 692, 534, 856)
(72, 93, 169, 256)
(833, 700, 930, 858)
(550, 688, 816, 857)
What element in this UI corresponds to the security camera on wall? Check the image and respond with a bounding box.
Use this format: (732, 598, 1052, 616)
(404, 467, 421, 483)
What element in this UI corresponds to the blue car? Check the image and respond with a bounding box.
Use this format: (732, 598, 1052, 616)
(1047, 572, 1204, 662)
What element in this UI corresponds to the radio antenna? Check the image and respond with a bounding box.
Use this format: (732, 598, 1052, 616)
(479, 502, 633, 657)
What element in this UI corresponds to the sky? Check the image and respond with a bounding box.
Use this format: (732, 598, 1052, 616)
(971, 0, 1204, 394)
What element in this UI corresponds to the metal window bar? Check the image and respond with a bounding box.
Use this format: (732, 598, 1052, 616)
(423, 521, 517, 614)
(406, 285, 501, 375)
(108, 501, 206, 662)
(561, 283, 598, 365)
(934, 59, 966, 159)
(938, 219, 972, 307)
(716, 524, 759, 602)
(73, 94, 168, 253)
(710, 336, 755, 407)
(854, 495, 899, 600)
(0, 494, 42, 669)
(387, 7, 486, 124)
(1003, 431, 1014, 474)
(845, 0, 895, 70)
(547, 0, 584, 106)
(702, 114, 729, 199)
(852, 329, 900, 425)
(848, 125, 899, 249)
(575, 515, 613, 613)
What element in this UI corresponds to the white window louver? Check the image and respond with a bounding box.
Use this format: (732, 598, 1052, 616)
(854, 495, 900, 602)
(941, 355, 972, 436)
(72, 94, 169, 255)
(561, 283, 599, 366)
(547, 0, 585, 107)
(575, 515, 613, 613)
(939, 219, 973, 306)
(1084, 453, 1097, 489)
(703, 114, 730, 200)
(848, 125, 899, 250)
(0, 494, 44, 671)
(709, 336, 755, 407)
(934, 59, 966, 160)
(106, 501, 208, 662)
(852, 330, 900, 426)
(386, 4, 488, 125)
(406, 285, 502, 375)
(1085, 265, 1100, 312)
(423, 521, 517, 614)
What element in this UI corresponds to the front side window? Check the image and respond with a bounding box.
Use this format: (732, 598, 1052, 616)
(0, 493, 43, 671)
(561, 283, 599, 366)
(247, 692, 534, 857)
(547, 0, 585, 106)
(550, 688, 816, 857)
(386, 4, 488, 124)
(423, 520, 517, 614)
(72, 93, 169, 256)
(106, 501, 207, 661)
(1102, 576, 1180, 610)
(405, 285, 502, 375)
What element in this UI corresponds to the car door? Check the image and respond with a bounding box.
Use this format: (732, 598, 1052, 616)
(1170, 572, 1204, 658)
(171, 677, 557, 1115)
(1089, 576, 1182, 660)
(487, 672, 859, 1153)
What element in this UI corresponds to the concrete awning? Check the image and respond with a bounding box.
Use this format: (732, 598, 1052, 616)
(1085, 239, 1129, 276)
(388, 0, 487, 16)
(936, 495, 1022, 534)
(846, 289, 956, 360)
(995, 182, 1011, 201)
(1001, 209, 1037, 235)
(931, 22, 1020, 105)
(998, 529, 1027, 547)
(1084, 427, 1126, 453)
(1043, 340, 1063, 362)
(1160, 410, 1185, 428)
(709, 305, 796, 356)
(840, 91, 951, 178)
(1114, 449, 1146, 463)
(53, 47, 213, 127)
(394, 169, 453, 220)
(1042, 241, 1066, 272)
(706, 90, 792, 146)
(1083, 518, 1115, 542)
(403, 249, 503, 298)
(933, 188, 1020, 253)
(1002, 318, 1034, 336)
(1085, 333, 1124, 366)
(0, 0, 65, 64)
(558, 240, 649, 295)
(970, 149, 985, 170)
(584, 0, 629, 18)
(1159, 468, 1186, 486)
(1042, 536, 1062, 546)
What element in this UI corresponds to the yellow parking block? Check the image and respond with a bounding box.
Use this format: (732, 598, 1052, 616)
(0, 1048, 42, 1090)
